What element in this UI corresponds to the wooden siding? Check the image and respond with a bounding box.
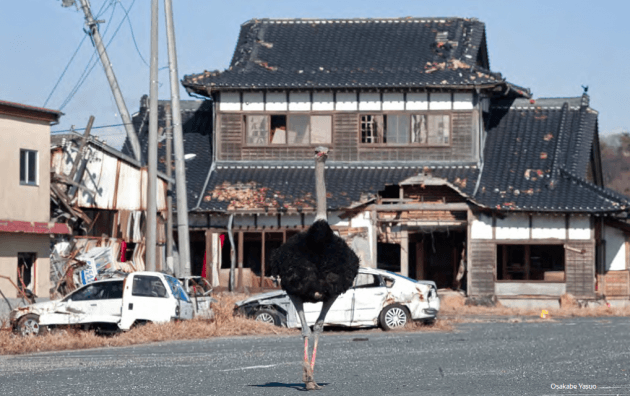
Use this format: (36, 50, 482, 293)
(565, 240, 595, 297)
(219, 114, 242, 160)
(469, 240, 495, 296)
(216, 111, 477, 162)
(358, 112, 476, 162)
(332, 113, 359, 161)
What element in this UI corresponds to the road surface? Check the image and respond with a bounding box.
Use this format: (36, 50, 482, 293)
(1, 317, 629, 395)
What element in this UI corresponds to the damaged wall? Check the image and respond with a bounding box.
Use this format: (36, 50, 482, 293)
(0, 234, 50, 298)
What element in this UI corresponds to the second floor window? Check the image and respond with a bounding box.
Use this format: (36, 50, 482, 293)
(361, 114, 450, 145)
(20, 149, 38, 186)
(246, 114, 332, 146)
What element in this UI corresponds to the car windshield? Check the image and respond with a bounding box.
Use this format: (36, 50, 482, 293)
(165, 275, 190, 302)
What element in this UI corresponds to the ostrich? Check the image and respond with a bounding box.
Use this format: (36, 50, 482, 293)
(270, 146, 360, 390)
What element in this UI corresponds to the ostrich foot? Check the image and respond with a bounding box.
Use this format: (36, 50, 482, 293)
(302, 361, 322, 390)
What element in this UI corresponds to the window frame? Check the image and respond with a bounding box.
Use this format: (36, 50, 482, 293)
(243, 113, 333, 147)
(357, 111, 453, 147)
(19, 149, 38, 186)
(495, 244, 566, 283)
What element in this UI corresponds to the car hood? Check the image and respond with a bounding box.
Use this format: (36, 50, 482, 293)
(10, 299, 64, 321)
(235, 290, 287, 307)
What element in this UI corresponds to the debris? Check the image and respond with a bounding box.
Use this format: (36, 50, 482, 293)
(540, 152, 548, 159)
(253, 60, 278, 71)
(543, 133, 553, 141)
(256, 40, 273, 48)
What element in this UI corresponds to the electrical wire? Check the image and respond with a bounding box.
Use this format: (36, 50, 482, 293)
(59, 1, 120, 110)
(43, 0, 113, 108)
(52, 122, 134, 134)
(121, 1, 149, 68)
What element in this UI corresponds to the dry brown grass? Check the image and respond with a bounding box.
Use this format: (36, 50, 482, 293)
(0, 292, 293, 356)
(439, 292, 630, 320)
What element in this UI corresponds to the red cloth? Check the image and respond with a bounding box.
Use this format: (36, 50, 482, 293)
(120, 240, 127, 262)
(201, 251, 207, 278)
(219, 234, 225, 247)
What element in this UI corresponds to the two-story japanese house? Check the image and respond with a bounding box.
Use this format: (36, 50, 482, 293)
(178, 17, 629, 306)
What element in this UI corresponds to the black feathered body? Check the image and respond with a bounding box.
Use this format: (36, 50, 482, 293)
(270, 220, 360, 303)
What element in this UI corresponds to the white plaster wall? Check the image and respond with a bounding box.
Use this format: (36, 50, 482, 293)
(350, 211, 371, 228)
(336, 92, 358, 111)
(406, 92, 428, 110)
(289, 92, 311, 111)
(219, 92, 241, 111)
(429, 93, 452, 110)
(265, 92, 287, 111)
(328, 212, 350, 227)
(359, 92, 381, 111)
(532, 215, 565, 239)
(242, 92, 264, 111)
(257, 215, 278, 228)
(470, 213, 493, 239)
(495, 214, 530, 240)
(569, 216, 591, 240)
(453, 92, 473, 110)
(382, 93, 405, 111)
(605, 225, 626, 271)
(280, 214, 302, 227)
(312, 92, 334, 111)
(495, 282, 566, 296)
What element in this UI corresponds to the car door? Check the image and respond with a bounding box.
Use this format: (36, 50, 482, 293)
(120, 274, 177, 330)
(69, 283, 109, 324)
(92, 281, 124, 320)
(302, 289, 354, 326)
(352, 273, 387, 326)
(164, 275, 194, 319)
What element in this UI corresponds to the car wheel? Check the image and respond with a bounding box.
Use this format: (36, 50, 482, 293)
(16, 314, 43, 336)
(379, 304, 409, 331)
(254, 309, 280, 326)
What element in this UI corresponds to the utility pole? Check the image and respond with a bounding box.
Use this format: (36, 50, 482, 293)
(164, 104, 174, 274)
(164, 0, 191, 276)
(145, 0, 159, 271)
(73, 0, 142, 162)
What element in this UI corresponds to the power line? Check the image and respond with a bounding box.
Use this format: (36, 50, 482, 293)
(43, 0, 113, 108)
(59, 1, 120, 110)
(52, 122, 134, 134)
(121, 1, 149, 68)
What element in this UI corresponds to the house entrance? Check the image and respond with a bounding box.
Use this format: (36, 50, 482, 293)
(409, 230, 466, 290)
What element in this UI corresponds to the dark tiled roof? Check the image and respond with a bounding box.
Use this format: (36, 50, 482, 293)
(197, 164, 478, 212)
(183, 17, 522, 93)
(122, 97, 213, 210)
(474, 95, 629, 212)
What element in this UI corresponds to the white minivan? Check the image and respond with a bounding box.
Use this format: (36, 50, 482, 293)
(11, 272, 196, 336)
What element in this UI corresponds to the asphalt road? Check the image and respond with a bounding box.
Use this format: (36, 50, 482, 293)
(1, 317, 630, 396)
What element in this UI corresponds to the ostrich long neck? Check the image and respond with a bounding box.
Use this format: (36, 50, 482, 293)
(315, 157, 327, 222)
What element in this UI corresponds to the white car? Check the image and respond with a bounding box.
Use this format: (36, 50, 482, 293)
(235, 267, 440, 330)
(11, 272, 195, 336)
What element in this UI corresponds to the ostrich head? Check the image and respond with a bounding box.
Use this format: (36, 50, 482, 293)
(314, 146, 329, 162)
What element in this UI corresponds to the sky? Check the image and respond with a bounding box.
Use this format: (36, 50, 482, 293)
(1, 0, 629, 149)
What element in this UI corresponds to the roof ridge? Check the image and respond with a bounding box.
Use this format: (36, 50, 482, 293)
(242, 17, 481, 25)
(559, 168, 629, 205)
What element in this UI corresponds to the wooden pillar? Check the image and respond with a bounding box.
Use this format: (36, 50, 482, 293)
(415, 238, 424, 279)
(205, 230, 213, 285)
(400, 229, 409, 277)
(261, 231, 266, 287)
(237, 231, 244, 290)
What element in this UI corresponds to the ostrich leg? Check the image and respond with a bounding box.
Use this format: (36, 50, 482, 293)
(288, 295, 315, 387)
(302, 296, 337, 391)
